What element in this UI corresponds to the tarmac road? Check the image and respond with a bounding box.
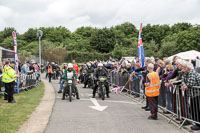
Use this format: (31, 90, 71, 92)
(44, 80, 185, 133)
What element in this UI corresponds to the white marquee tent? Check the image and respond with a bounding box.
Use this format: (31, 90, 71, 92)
(168, 50, 200, 60)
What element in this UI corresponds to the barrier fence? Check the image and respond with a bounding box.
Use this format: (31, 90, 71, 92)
(109, 71, 200, 128)
(0, 72, 40, 96)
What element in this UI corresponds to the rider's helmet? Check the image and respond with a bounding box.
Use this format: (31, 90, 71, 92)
(87, 63, 91, 67)
(68, 63, 73, 68)
(98, 63, 103, 70)
(68, 63, 73, 71)
(98, 63, 103, 67)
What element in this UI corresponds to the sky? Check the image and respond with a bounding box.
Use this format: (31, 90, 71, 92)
(0, 0, 200, 34)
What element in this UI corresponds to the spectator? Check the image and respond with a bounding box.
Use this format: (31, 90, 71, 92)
(182, 62, 200, 130)
(48, 63, 53, 82)
(156, 60, 165, 76)
(126, 63, 132, 74)
(131, 63, 141, 97)
(195, 56, 200, 73)
(21, 62, 30, 74)
(161, 64, 174, 113)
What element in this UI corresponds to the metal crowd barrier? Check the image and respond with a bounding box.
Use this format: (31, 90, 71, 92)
(0, 72, 40, 96)
(109, 71, 200, 128)
(110, 71, 144, 102)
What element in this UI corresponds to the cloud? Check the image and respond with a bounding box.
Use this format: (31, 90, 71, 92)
(0, 0, 199, 33)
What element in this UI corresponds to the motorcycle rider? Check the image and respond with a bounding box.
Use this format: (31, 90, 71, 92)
(55, 64, 61, 80)
(92, 63, 110, 98)
(83, 63, 94, 88)
(62, 63, 80, 100)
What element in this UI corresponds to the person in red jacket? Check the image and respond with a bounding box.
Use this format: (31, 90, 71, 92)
(72, 60, 79, 81)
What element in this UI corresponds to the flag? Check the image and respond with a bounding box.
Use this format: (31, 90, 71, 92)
(112, 86, 123, 94)
(12, 31, 20, 94)
(138, 23, 145, 67)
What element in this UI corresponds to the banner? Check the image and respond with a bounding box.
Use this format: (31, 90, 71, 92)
(138, 23, 145, 67)
(12, 31, 20, 94)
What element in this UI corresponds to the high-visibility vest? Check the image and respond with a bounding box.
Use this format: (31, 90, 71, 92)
(48, 65, 53, 74)
(145, 72, 160, 97)
(73, 64, 79, 77)
(2, 65, 17, 83)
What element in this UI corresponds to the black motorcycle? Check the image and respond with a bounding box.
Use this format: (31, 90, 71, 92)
(97, 76, 107, 100)
(52, 69, 57, 80)
(88, 73, 94, 88)
(62, 78, 76, 102)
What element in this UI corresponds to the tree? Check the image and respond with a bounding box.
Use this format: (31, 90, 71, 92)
(90, 28, 115, 53)
(1, 36, 13, 50)
(23, 28, 38, 42)
(112, 43, 125, 59)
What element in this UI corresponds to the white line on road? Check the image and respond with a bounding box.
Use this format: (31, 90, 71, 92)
(81, 98, 137, 105)
(89, 98, 108, 112)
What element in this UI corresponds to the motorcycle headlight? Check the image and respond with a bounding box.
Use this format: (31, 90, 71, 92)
(68, 80, 73, 83)
(99, 78, 106, 82)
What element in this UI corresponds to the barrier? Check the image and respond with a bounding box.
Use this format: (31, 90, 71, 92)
(0, 72, 40, 96)
(109, 71, 200, 128)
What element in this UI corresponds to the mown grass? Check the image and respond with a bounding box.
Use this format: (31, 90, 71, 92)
(0, 83, 45, 133)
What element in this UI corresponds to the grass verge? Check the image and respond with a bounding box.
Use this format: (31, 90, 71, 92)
(0, 83, 45, 133)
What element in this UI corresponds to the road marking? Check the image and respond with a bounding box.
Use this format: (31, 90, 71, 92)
(81, 98, 137, 105)
(89, 98, 108, 112)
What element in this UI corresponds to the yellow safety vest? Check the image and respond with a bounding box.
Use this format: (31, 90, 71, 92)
(145, 72, 160, 97)
(2, 65, 17, 83)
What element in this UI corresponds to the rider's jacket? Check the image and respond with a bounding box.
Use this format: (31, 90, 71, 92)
(86, 67, 94, 75)
(63, 69, 78, 80)
(94, 68, 108, 79)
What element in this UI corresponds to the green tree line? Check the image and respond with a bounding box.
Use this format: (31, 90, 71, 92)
(0, 22, 200, 63)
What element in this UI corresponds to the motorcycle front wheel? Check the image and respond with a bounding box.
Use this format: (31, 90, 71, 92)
(69, 86, 72, 102)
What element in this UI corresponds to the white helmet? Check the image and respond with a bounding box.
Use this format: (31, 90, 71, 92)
(87, 63, 91, 66)
(68, 63, 73, 68)
(98, 63, 103, 67)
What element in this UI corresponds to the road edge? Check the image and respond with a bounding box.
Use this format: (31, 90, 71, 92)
(17, 79, 55, 133)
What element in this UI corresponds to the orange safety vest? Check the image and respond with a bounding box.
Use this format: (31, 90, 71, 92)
(48, 65, 53, 74)
(73, 63, 79, 77)
(145, 72, 160, 97)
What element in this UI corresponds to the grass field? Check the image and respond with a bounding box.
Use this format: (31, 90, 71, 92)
(0, 83, 45, 133)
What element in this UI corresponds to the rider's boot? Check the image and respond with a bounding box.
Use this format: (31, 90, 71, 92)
(76, 93, 80, 99)
(107, 93, 110, 98)
(62, 95, 65, 100)
(92, 93, 95, 98)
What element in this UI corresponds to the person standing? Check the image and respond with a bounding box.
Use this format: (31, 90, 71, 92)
(72, 60, 80, 84)
(195, 56, 200, 73)
(145, 63, 160, 120)
(134, 59, 151, 111)
(2, 60, 17, 103)
(48, 63, 53, 82)
(72, 60, 80, 78)
(2, 60, 10, 100)
(182, 62, 200, 130)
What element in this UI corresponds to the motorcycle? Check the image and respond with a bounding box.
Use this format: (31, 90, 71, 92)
(97, 76, 107, 100)
(62, 72, 76, 102)
(88, 73, 94, 88)
(52, 69, 57, 80)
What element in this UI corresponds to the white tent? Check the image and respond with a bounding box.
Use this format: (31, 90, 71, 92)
(168, 50, 200, 60)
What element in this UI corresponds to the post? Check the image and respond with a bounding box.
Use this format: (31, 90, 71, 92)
(37, 30, 43, 80)
(39, 36, 41, 77)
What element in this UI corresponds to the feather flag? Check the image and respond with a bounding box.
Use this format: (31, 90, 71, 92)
(12, 31, 20, 94)
(138, 23, 145, 67)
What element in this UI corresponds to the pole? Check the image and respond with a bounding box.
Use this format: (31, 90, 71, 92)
(39, 36, 42, 79)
